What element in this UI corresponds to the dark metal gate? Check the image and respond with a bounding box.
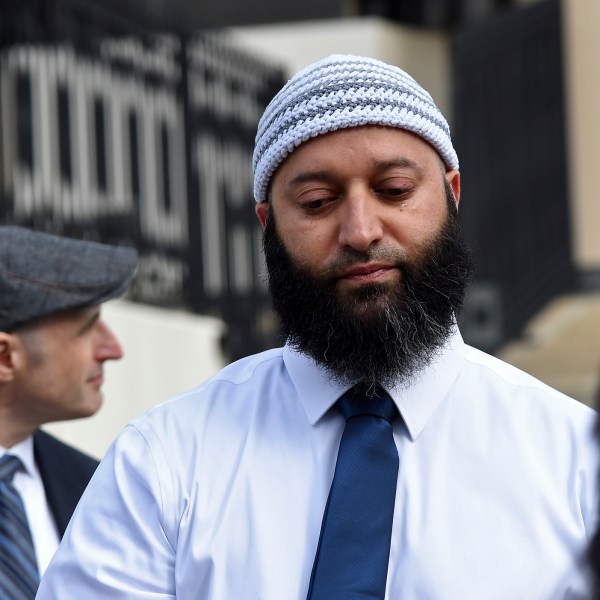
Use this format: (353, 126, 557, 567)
(453, 0, 575, 352)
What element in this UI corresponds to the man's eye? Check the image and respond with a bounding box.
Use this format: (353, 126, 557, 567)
(301, 198, 329, 210)
(378, 187, 412, 197)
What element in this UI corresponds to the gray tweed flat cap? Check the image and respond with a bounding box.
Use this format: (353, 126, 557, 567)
(0, 226, 138, 332)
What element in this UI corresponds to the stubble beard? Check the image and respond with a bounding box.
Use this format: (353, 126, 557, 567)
(263, 183, 475, 389)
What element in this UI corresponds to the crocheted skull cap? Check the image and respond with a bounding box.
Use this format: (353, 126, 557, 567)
(253, 53, 458, 203)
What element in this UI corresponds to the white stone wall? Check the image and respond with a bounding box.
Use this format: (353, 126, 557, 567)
(562, 0, 600, 270)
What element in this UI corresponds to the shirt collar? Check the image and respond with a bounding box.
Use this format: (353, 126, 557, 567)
(284, 325, 465, 441)
(0, 434, 36, 476)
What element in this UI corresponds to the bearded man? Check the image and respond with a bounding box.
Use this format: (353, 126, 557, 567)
(38, 54, 598, 600)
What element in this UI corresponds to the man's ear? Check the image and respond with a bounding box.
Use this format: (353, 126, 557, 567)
(0, 333, 19, 382)
(445, 169, 461, 210)
(255, 202, 269, 230)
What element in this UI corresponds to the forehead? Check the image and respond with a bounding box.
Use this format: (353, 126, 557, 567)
(271, 125, 445, 186)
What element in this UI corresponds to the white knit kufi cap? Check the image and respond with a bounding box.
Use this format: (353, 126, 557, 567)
(253, 54, 458, 203)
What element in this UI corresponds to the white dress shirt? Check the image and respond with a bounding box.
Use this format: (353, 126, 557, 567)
(1, 437, 61, 575)
(37, 327, 599, 599)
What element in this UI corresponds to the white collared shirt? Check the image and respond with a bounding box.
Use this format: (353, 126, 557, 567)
(37, 327, 599, 599)
(1, 436, 60, 575)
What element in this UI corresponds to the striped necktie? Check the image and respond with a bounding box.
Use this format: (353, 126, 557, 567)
(0, 454, 39, 599)
(307, 384, 399, 599)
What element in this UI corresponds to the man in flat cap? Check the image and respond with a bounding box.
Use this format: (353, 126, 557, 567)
(39, 55, 598, 599)
(0, 226, 137, 597)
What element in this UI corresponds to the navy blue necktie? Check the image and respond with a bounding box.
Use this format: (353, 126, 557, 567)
(0, 454, 39, 599)
(307, 384, 399, 600)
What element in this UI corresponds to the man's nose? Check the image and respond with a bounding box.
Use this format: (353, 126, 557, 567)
(95, 321, 124, 362)
(337, 192, 384, 252)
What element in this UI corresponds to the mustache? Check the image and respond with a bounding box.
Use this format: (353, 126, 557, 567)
(318, 246, 410, 281)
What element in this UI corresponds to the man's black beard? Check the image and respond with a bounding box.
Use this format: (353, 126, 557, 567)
(263, 184, 475, 388)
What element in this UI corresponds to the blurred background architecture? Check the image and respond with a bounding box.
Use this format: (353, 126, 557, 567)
(1, 0, 599, 457)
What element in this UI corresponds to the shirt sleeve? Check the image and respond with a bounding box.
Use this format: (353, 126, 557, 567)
(36, 424, 176, 598)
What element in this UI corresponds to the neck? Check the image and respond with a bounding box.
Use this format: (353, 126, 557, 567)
(0, 403, 36, 448)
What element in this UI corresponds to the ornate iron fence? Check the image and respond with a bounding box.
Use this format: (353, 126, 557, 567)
(0, 0, 285, 360)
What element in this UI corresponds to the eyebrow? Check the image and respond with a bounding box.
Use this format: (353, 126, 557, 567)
(286, 157, 424, 188)
(287, 170, 335, 188)
(373, 158, 424, 173)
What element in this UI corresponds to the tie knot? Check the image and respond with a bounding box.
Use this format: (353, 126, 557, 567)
(0, 454, 23, 482)
(338, 384, 398, 424)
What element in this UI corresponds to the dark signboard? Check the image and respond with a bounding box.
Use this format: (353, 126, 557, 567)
(0, 1, 285, 360)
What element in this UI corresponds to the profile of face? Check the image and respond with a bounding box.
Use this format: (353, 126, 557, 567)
(256, 125, 474, 386)
(7, 306, 123, 427)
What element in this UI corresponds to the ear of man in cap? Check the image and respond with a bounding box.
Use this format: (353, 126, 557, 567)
(253, 53, 458, 203)
(0, 227, 138, 332)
